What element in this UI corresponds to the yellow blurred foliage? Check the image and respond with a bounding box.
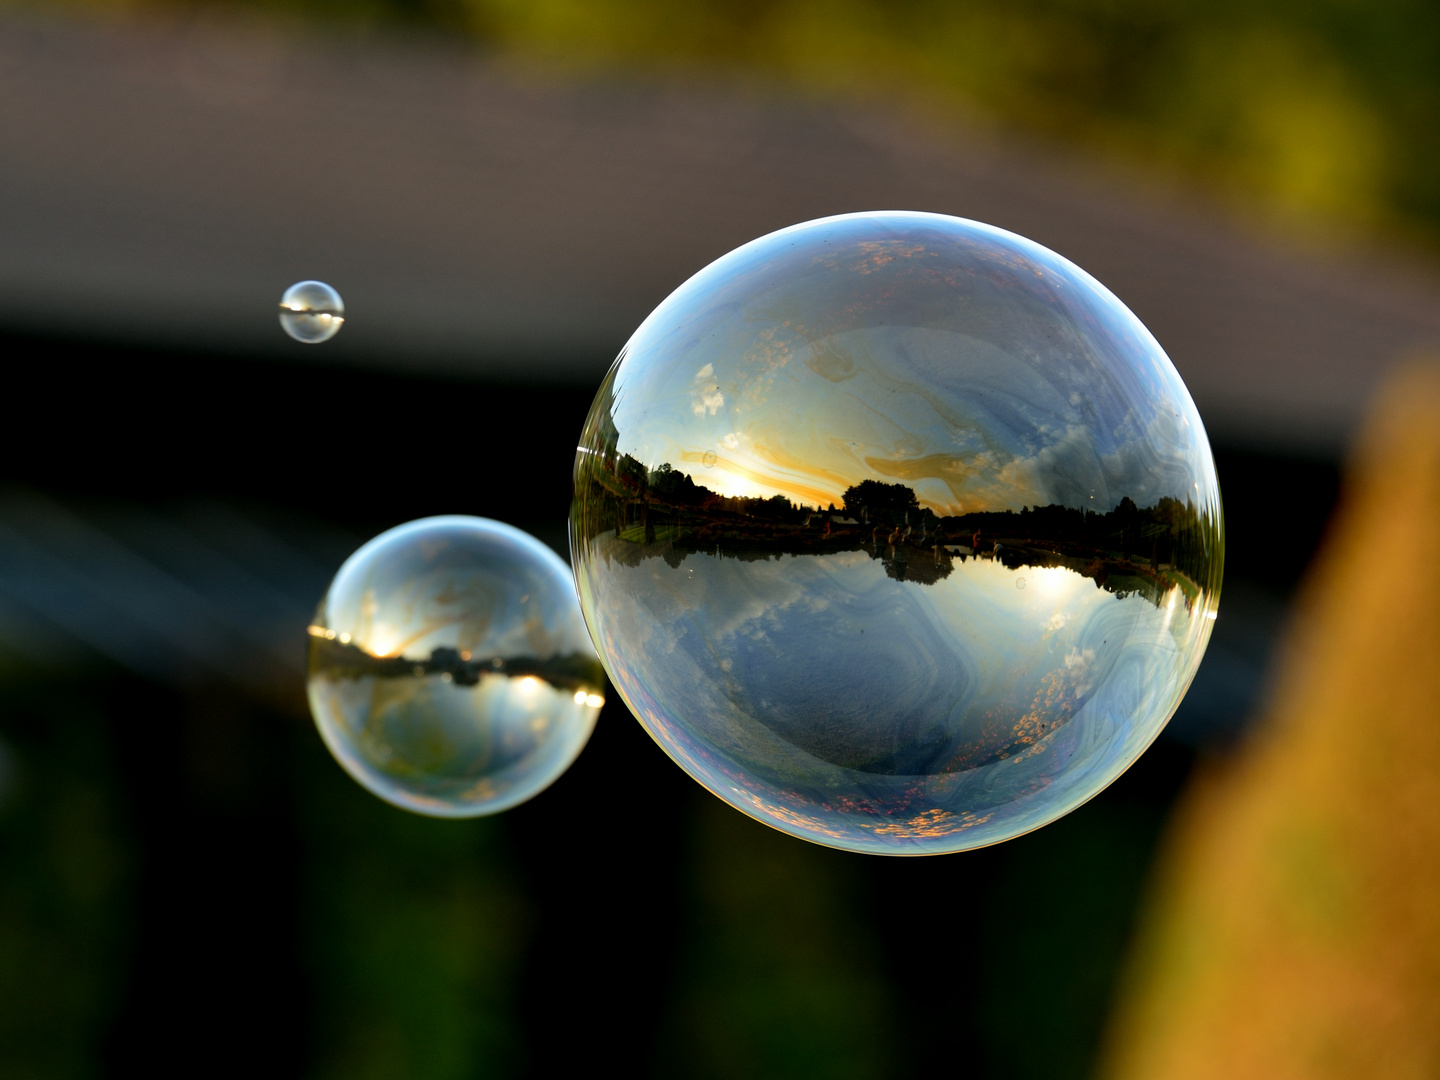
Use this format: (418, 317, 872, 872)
(1099, 363, 1440, 1080)
(461, 0, 1391, 230)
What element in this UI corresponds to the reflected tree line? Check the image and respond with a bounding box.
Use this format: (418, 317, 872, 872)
(573, 448, 1220, 608)
(308, 634, 606, 691)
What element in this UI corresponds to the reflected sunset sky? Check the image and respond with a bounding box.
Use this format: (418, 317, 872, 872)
(611, 213, 1214, 516)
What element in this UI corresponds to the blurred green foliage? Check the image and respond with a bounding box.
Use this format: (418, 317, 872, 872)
(975, 799, 1165, 1080)
(0, 686, 131, 1080)
(56, 0, 1440, 241)
(659, 796, 895, 1079)
(299, 741, 528, 1080)
(0, 679, 1177, 1078)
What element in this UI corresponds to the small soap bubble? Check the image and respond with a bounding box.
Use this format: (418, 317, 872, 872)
(308, 516, 605, 817)
(279, 280, 345, 344)
(702, 450, 718, 468)
(572, 211, 1222, 855)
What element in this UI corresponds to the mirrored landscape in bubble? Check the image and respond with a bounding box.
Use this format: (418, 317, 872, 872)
(308, 517, 606, 817)
(571, 211, 1222, 855)
(279, 279, 345, 344)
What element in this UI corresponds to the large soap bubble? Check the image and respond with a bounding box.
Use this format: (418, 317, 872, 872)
(308, 517, 605, 817)
(571, 211, 1222, 855)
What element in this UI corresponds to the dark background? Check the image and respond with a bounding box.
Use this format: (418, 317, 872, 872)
(0, 330, 1336, 1079)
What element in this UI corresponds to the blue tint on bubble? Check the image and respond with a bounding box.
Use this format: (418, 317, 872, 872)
(571, 211, 1222, 854)
(308, 517, 605, 817)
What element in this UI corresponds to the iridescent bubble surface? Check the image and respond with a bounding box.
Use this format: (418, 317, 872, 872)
(308, 516, 605, 817)
(279, 279, 345, 343)
(571, 211, 1222, 855)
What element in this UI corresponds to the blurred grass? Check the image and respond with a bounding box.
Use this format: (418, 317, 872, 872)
(22, 0, 1440, 247)
(1099, 362, 1440, 1079)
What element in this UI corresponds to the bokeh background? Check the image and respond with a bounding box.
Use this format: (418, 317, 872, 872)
(1, 1, 1438, 1077)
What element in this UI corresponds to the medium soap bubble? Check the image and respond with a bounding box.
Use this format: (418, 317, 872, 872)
(308, 516, 605, 817)
(571, 211, 1222, 855)
(279, 280, 345, 343)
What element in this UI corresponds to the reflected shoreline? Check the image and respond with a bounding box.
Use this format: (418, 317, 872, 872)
(308, 634, 605, 694)
(574, 439, 1220, 613)
(575, 456, 1215, 611)
(586, 527, 1199, 608)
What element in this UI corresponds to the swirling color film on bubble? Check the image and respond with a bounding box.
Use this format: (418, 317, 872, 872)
(571, 211, 1222, 855)
(308, 517, 606, 817)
